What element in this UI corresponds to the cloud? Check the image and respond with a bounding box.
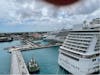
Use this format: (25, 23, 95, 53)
(0, 0, 16, 18)
(0, 0, 100, 32)
(11, 0, 100, 21)
(73, 0, 100, 14)
(87, 8, 100, 19)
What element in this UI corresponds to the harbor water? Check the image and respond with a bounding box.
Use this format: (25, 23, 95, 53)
(22, 47, 67, 74)
(0, 41, 21, 74)
(0, 41, 69, 74)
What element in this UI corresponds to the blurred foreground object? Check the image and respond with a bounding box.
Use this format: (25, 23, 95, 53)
(43, 0, 80, 6)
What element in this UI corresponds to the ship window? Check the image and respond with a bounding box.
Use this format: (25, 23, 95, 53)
(90, 28, 94, 29)
(92, 59, 96, 62)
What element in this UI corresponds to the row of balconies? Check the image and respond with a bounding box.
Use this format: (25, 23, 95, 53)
(60, 51, 80, 61)
(65, 43, 88, 49)
(66, 40, 90, 46)
(67, 38, 91, 43)
(66, 36, 93, 41)
(60, 46, 100, 59)
(69, 32, 99, 35)
(64, 41, 89, 48)
(67, 35, 93, 39)
(60, 46, 86, 55)
(70, 30, 99, 36)
(60, 48, 83, 58)
(63, 44, 87, 53)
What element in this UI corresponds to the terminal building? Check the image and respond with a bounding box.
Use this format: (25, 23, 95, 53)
(58, 18, 100, 75)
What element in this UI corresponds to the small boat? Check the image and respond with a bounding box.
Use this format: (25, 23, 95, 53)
(0, 37, 13, 42)
(28, 58, 40, 74)
(4, 46, 16, 50)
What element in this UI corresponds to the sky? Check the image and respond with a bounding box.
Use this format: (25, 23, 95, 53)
(0, 0, 100, 32)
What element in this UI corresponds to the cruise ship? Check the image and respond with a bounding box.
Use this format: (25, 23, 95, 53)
(58, 18, 100, 75)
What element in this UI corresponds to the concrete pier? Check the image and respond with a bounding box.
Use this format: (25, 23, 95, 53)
(8, 40, 62, 52)
(10, 50, 29, 75)
(9, 40, 61, 75)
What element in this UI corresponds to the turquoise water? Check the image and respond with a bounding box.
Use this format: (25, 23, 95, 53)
(0, 41, 69, 74)
(0, 41, 20, 74)
(22, 47, 68, 74)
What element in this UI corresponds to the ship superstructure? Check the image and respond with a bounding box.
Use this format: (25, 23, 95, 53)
(58, 18, 100, 75)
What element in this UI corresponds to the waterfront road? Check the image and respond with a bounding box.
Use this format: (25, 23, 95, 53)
(10, 50, 29, 75)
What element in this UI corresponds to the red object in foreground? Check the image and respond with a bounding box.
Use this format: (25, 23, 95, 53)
(43, 0, 80, 6)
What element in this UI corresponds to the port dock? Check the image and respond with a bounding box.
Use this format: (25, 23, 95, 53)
(10, 50, 29, 75)
(9, 40, 62, 52)
(9, 40, 62, 74)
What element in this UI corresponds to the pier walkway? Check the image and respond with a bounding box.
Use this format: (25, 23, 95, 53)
(9, 40, 62, 52)
(10, 50, 29, 75)
(9, 44, 61, 52)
